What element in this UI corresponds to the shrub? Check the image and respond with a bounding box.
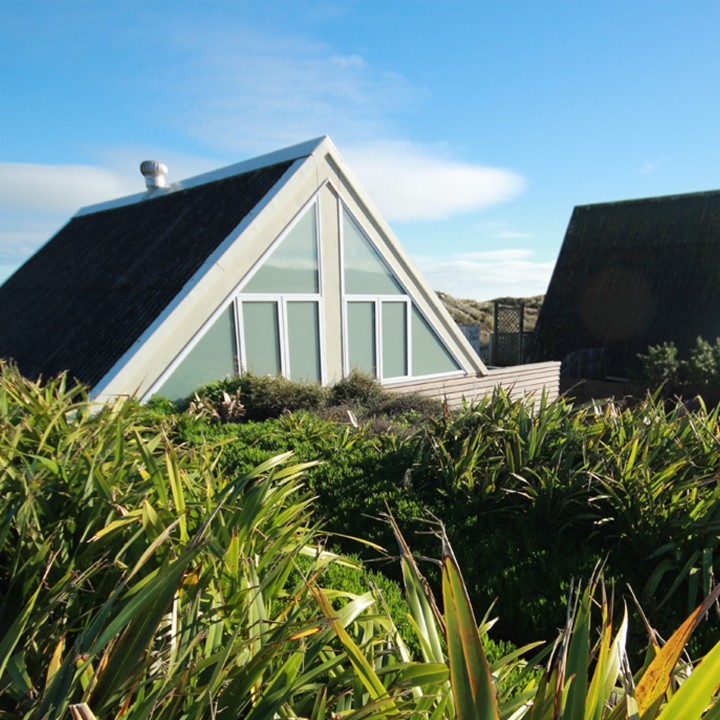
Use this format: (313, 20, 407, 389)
(194, 373, 330, 420)
(684, 335, 720, 385)
(327, 369, 386, 407)
(4, 362, 720, 719)
(637, 341, 680, 386)
(638, 335, 720, 389)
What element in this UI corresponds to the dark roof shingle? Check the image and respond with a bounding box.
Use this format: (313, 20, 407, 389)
(531, 189, 720, 375)
(0, 159, 294, 388)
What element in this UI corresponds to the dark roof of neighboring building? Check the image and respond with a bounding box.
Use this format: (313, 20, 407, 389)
(531, 189, 720, 374)
(0, 159, 295, 388)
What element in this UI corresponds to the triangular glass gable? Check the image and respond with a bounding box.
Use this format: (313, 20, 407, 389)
(411, 306, 460, 375)
(343, 212, 402, 294)
(157, 305, 237, 403)
(244, 205, 319, 293)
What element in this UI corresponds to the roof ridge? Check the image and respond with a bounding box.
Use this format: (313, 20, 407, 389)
(577, 186, 720, 211)
(75, 135, 329, 218)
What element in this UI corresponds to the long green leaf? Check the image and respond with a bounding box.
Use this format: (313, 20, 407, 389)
(636, 583, 720, 718)
(442, 538, 500, 720)
(313, 584, 399, 716)
(655, 639, 720, 720)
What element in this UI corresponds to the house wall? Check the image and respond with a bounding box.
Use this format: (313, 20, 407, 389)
(94, 139, 485, 403)
(385, 361, 561, 409)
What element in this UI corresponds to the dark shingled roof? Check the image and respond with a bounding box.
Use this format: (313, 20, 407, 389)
(531, 189, 720, 376)
(0, 159, 294, 388)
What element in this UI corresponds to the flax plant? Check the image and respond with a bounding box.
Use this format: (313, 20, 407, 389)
(0, 364, 415, 718)
(2, 362, 720, 719)
(387, 513, 720, 720)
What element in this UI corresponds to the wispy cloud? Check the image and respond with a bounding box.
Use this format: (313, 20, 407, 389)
(161, 21, 525, 222)
(495, 229, 534, 240)
(173, 27, 419, 156)
(0, 163, 137, 214)
(344, 140, 525, 222)
(638, 160, 659, 175)
(471, 220, 534, 241)
(414, 250, 554, 301)
(0, 162, 141, 266)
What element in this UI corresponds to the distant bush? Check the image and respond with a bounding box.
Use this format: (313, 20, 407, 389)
(156, 369, 441, 426)
(327, 369, 442, 421)
(637, 341, 680, 387)
(188, 373, 330, 421)
(638, 336, 720, 390)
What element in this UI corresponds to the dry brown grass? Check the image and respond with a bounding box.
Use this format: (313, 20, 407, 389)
(437, 291, 544, 341)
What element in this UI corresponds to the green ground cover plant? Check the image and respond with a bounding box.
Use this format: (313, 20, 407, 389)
(1, 361, 720, 718)
(638, 335, 720, 391)
(163, 379, 720, 656)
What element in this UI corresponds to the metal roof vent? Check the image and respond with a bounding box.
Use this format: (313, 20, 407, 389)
(140, 160, 168, 190)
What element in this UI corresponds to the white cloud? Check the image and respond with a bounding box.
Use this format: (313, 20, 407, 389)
(344, 141, 525, 222)
(158, 25, 526, 222)
(496, 230, 534, 240)
(0, 162, 137, 214)
(0, 162, 140, 266)
(414, 251, 554, 301)
(458, 249, 534, 261)
(638, 161, 659, 175)
(174, 32, 420, 156)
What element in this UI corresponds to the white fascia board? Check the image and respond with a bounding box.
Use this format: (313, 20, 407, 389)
(321, 143, 487, 375)
(90, 154, 312, 401)
(75, 136, 328, 218)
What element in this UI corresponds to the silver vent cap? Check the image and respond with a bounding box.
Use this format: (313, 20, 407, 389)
(140, 160, 169, 189)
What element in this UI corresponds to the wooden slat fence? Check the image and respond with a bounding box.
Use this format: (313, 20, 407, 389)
(385, 361, 561, 409)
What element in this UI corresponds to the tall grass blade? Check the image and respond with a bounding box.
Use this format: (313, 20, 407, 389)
(635, 583, 720, 718)
(313, 584, 399, 716)
(655, 639, 720, 720)
(442, 536, 500, 720)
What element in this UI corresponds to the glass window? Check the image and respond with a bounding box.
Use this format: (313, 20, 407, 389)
(244, 207, 319, 294)
(343, 211, 402, 295)
(347, 301, 376, 375)
(242, 302, 281, 375)
(411, 306, 460, 376)
(287, 302, 321, 382)
(157, 305, 236, 403)
(382, 302, 407, 378)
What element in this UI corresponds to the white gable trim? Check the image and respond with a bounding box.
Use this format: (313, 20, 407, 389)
(90, 156, 308, 401)
(141, 192, 326, 400)
(91, 136, 487, 403)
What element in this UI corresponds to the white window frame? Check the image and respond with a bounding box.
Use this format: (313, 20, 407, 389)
(343, 297, 412, 382)
(236, 294, 325, 382)
(145, 196, 325, 397)
(339, 200, 463, 382)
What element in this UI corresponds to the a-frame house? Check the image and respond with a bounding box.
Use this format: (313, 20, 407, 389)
(0, 137, 559, 405)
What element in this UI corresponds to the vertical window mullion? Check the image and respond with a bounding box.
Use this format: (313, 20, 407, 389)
(376, 299, 383, 379)
(233, 299, 243, 375)
(236, 300, 247, 374)
(406, 299, 412, 378)
(279, 298, 289, 378)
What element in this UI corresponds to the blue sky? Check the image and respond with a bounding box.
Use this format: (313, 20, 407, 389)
(2, 0, 719, 300)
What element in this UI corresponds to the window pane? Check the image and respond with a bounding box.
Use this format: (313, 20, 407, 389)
(242, 302, 281, 375)
(411, 306, 460, 376)
(347, 302, 376, 375)
(157, 305, 236, 403)
(244, 207, 319, 293)
(287, 302, 321, 382)
(382, 302, 407, 378)
(343, 212, 402, 294)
